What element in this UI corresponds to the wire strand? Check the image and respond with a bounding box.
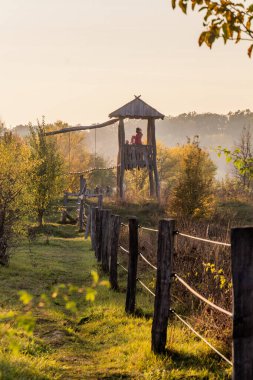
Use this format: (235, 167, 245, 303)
(139, 252, 157, 271)
(178, 232, 231, 247)
(137, 279, 156, 296)
(139, 225, 158, 233)
(171, 310, 232, 367)
(117, 262, 128, 273)
(69, 165, 119, 175)
(174, 274, 232, 317)
(119, 245, 129, 255)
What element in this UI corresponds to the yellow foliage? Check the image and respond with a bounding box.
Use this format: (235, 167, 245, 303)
(169, 140, 217, 217)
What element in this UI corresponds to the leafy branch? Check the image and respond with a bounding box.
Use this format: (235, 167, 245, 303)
(172, 0, 253, 56)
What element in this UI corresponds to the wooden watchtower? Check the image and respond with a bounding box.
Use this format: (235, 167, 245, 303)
(109, 96, 164, 200)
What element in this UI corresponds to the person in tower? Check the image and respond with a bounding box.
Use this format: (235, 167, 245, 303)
(131, 128, 143, 144)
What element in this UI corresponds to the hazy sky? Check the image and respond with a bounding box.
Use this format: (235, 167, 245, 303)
(0, 0, 252, 127)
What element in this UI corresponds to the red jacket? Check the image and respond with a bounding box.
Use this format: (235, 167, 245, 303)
(135, 132, 143, 144)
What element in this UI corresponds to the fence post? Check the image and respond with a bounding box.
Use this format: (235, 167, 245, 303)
(125, 217, 138, 314)
(90, 207, 97, 251)
(231, 226, 253, 379)
(98, 194, 103, 209)
(101, 209, 111, 272)
(95, 208, 102, 261)
(109, 214, 121, 290)
(84, 205, 91, 239)
(79, 175, 86, 194)
(61, 193, 68, 223)
(78, 196, 84, 232)
(151, 219, 175, 354)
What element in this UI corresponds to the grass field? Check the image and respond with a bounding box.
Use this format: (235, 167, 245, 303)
(0, 221, 232, 379)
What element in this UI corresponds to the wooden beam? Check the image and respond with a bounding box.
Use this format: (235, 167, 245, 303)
(147, 118, 155, 197)
(45, 118, 120, 136)
(117, 118, 125, 200)
(150, 118, 160, 200)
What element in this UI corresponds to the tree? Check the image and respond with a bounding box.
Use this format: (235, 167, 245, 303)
(0, 132, 35, 265)
(233, 125, 253, 188)
(29, 119, 64, 227)
(172, 0, 253, 57)
(217, 125, 253, 188)
(170, 137, 217, 217)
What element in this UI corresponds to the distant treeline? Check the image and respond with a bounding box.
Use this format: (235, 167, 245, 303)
(12, 110, 253, 177)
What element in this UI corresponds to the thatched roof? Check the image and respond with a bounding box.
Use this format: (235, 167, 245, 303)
(109, 96, 164, 120)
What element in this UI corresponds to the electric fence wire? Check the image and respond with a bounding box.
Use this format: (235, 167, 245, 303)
(117, 262, 155, 298)
(139, 252, 157, 270)
(139, 225, 159, 233)
(139, 225, 230, 247)
(137, 279, 155, 296)
(117, 262, 128, 273)
(119, 245, 129, 255)
(118, 257, 232, 366)
(138, 251, 232, 317)
(170, 310, 233, 367)
(174, 274, 232, 317)
(177, 232, 231, 247)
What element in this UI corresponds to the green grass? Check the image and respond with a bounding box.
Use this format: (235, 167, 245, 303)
(218, 200, 253, 225)
(0, 222, 232, 379)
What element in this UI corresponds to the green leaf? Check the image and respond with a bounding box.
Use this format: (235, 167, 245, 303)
(16, 313, 35, 334)
(91, 270, 99, 285)
(172, 0, 177, 9)
(85, 288, 97, 302)
(18, 290, 33, 305)
(65, 301, 77, 313)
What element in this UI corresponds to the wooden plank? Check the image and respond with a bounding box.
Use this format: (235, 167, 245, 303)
(231, 226, 253, 379)
(125, 217, 139, 314)
(151, 219, 175, 354)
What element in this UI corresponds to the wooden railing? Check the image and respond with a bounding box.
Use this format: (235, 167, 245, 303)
(123, 144, 154, 170)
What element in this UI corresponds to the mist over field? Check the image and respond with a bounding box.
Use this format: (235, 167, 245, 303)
(83, 110, 253, 178)
(13, 109, 253, 178)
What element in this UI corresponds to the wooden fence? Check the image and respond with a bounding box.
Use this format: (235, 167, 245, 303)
(81, 201, 253, 380)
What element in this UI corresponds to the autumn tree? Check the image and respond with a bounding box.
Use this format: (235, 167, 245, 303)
(170, 137, 217, 217)
(233, 125, 253, 188)
(29, 119, 64, 227)
(217, 125, 253, 189)
(124, 142, 192, 201)
(0, 132, 35, 265)
(172, 0, 253, 57)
